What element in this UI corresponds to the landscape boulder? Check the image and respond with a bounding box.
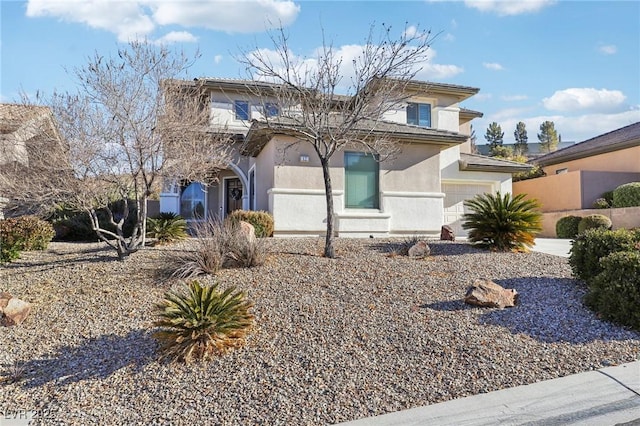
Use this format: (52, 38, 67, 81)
(239, 221, 257, 243)
(440, 225, 455, 241)
(0, 293, 32, 326)
(464, 279, 518, 309)
(408, 241, 430, 258)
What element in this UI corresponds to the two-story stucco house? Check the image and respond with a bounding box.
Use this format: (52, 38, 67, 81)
(159, 78, 529, 237)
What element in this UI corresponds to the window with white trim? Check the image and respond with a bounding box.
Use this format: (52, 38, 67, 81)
(234, 100, 249, 120)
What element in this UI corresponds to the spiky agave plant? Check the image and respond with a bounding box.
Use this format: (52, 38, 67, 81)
(153, 280, 254, 363)
(462, 192, 542, 252)
(147, 213, 188, 244)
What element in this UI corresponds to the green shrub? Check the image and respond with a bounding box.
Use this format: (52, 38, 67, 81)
(0, 216, 55, 263)
(153, 280, 254, 363)
(169, 217, 266, 279)
(146, 212, 188, 244)
(47, 202, 137, 241)
(602, 190, 614, 206)
(227, 210, 274, 238)
(577, 214, 612, 234)
(462, 192, 542, 252)
(613, 182, 640, 207)
(585, 250, 640, 330)
(569, 228, 640, 281)
(556, 215, 581, 239)
(591, 198, 610, 209)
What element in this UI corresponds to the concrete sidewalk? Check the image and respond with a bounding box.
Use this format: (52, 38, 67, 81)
(339, 361, 640, 426)
(531, 238, 573, 258)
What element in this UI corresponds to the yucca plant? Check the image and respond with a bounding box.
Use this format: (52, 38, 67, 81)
(153, 280, 254, 363)
(462, 192, 542, 252)
(147, 212, 188, 244)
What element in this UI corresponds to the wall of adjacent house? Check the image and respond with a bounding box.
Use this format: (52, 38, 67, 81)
(209, 90, 279, 135)
(540, 145, 640, 175)
(514, 170, 640, 212)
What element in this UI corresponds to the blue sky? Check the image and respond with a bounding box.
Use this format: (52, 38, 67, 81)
(2, 0, 639, 144)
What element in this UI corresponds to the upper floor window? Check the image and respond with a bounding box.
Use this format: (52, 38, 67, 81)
(406, 103, 431, 127)
(345, 151, 379, 209)
(264, 102, 279, 117)
(234, 100, 250, 120)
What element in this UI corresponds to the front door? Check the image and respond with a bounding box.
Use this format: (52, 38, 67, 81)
(226, 178, 243, 215)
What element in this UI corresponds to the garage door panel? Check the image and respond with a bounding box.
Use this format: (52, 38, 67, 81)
(443, 183, 493, 236)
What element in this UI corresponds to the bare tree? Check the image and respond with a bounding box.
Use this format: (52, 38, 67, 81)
(1, 41, 232, 260)
(239, 24, 435, 258)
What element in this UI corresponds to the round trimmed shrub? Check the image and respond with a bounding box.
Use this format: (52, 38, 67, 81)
(592, 198, 610, 209)
(612, 182, 640, 207)
(556, 215, 581, 238)
(227, 210, 274, 238)
(577, 214, 612, 234)
(569, 228, 640, 281)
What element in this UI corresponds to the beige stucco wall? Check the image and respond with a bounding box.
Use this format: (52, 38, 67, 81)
(541, 145, 640, 175)
(514, 172, 583, 212)
(514, 170, 640, 212)
(539, 207, 640, 238)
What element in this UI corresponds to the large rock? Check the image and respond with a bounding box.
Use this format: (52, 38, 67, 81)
(440, 225, 455, 241)
(0, 295, 32, 326)
(408, 241, 430, 258)
(239, 221, 256, 243)
(464, 279, 518, 309)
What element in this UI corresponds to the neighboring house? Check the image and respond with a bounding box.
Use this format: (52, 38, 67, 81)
(159, 78, 530, 237)
(0, 103, 63, 218)
(513, 122, 640, 212)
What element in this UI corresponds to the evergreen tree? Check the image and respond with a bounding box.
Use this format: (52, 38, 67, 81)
(485, 122, 504, 156)
(538, 121, 559, 153)
(513, 121, 528, 155)
(469, 124, 478, 154)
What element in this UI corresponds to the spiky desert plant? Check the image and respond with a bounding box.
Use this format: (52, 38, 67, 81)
(153, 280, 254, 363)
(462, 192, 542, 252)
(146, 212, 188, 244)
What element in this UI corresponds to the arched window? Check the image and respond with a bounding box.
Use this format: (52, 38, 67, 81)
(180, 182, 206, 220)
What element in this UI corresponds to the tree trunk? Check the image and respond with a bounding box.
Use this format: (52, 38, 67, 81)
(320, 157, 335, 258)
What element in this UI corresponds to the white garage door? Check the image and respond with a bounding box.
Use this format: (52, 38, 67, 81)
(442, 183, 494, 236)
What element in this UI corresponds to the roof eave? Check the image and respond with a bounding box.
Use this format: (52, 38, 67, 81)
(459, 161, 533, 174)
(535, 139, 640, 166)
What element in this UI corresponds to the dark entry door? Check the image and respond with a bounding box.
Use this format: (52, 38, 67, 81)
(226, 178, 243, 215)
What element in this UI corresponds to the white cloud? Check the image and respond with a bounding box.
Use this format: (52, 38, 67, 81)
(443, 33, 456, 42)
(214, 55, 223, 65)
(152, 0, 300, 33)
(597, 44, 617, 55)
(501, 94, 528, 101)
(154, 31, 198, 45)
(473, 93, 493, 101)
(26, 0, 300, 41)
(249, 44, 463, 87)
(451, 19, 458, 29)
(464, 0, 556, 16)
(543, 88, 627, 113)
(483, 62, 504, 71)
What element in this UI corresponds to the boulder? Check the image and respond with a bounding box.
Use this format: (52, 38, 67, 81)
(0, 292, 11, 310)
(239, 221, 256, 243)
(440, 225, 455, 241)
(408, 241, 430, 258)
(464, 279, 518, 309)
(1, 296, 32, 326)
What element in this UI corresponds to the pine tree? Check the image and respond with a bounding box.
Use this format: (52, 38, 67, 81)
(469, 124, 478, 154)
(485, 122, 504, 156)
(513, 121, 528, 155)
(538, 121, 559, 153)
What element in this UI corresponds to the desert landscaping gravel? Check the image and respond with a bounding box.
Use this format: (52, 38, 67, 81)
(1, 238, 639, 425)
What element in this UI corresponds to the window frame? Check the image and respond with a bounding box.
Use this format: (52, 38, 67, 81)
(234, 100, 250, 120)
(406, 102, 432, 127)
(344, 151, 380, 210)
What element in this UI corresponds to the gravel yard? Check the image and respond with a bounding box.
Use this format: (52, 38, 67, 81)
(1, 238, 639, 425)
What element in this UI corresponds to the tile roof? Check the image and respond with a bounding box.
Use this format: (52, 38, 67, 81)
(533, 122, 640, 166)
(244, 116, 469, 155)
(459, 153, 532, 173)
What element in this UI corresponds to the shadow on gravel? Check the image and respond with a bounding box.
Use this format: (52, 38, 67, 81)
(15, 330, 157, 388)
(477, 277, 640, 344)
(3, 245, 117, 274)
(420, 300, 474, 311)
